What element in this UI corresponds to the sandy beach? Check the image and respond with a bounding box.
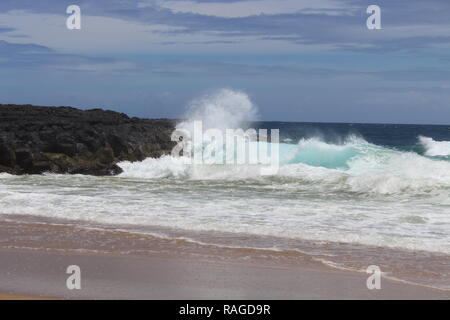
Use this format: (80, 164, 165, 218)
(0, 220, 448, 300)
(1, 248, 448, 300)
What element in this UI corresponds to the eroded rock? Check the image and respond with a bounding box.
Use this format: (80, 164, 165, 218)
(0, 104, 176, 175)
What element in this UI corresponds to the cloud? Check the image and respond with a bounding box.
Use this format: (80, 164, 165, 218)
(156, 0, 351, 18)
(1, 0, 450, 53)
(0, 0, 450, 124)
(0, 26, 15, 33)
(0, 40, 135, 72)
(0, 40, 51, 54)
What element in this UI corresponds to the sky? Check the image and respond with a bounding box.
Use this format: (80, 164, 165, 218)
(0, 0, 450, 124)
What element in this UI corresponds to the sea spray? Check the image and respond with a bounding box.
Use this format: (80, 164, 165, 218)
(177, 88, 258, 131)
(171, 89, 280, 174)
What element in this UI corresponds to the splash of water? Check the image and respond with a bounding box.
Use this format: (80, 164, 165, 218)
(177, 88, 258, 132)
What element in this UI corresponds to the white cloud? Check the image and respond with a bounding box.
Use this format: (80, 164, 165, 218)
(0, 10, 330, 54)
(56, 61, 137, 72)
(156, 0, 351, 18)
(0, 10, 193, 54)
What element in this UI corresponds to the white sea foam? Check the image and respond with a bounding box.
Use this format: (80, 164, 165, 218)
(1, 170, 449, 254)
(118, 156, 191, 179)
(419, 136, 450, 156)
(1, 137, 450, 255)
(118, 136, 450, 195)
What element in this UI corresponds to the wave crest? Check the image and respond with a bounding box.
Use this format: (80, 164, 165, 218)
(118, 136, 450, 195)
(419, 136, 450, 157)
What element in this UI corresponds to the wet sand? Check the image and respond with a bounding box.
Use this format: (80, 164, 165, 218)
(0, 247, 448, 299)
(0, 292, 54, 300)
(0, 218, 449, 299)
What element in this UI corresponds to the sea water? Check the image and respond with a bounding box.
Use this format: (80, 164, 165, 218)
(0, 89, 449, 290)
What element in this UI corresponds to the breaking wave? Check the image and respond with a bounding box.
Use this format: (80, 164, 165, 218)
(119, 136, 450, 195)
(118, 88, 450, 195)
(419, 136, 450, 157)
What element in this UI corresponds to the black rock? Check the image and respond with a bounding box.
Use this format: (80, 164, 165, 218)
(0, 104, 177, 175)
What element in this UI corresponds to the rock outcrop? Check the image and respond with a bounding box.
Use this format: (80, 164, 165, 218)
(0, 104, 176, 175)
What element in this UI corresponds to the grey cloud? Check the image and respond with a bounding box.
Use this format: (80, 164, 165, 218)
(1, 0, 450, 52)
(0, 40, 134, 73)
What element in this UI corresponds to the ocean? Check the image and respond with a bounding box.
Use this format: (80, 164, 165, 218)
(1, 120, 449, 290)
(0, 90, 449, 291)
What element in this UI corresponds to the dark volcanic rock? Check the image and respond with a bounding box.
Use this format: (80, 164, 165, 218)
(0, 104, 176, 175)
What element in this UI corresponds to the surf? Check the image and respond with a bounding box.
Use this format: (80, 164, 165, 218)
(419, 136, 450, 157)
(117, 88, 450, 195)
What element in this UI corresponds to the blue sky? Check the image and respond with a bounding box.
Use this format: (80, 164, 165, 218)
(1, 0, 450, 124)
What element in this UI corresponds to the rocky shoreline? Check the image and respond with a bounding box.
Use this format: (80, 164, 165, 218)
(0, 104, 176, 175)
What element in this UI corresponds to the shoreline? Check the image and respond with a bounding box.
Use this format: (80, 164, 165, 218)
(1, 215, 449, 292)
(0, 218, 448, 299)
